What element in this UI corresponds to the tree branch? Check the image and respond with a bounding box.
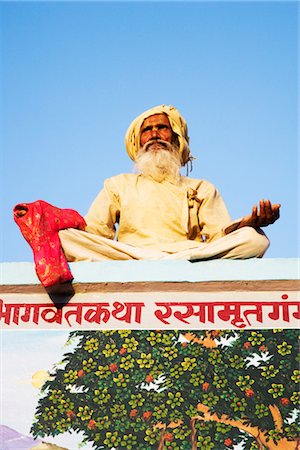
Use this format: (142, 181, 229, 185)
(195, 403, 298, 450)
(269, 404, 283, 431)
(195, 403, 260, 438)
(183, 331, 217, 348)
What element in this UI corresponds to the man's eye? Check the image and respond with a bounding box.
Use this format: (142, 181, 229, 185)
(142, 127, 152, 133)
(158, 125, 168, 130)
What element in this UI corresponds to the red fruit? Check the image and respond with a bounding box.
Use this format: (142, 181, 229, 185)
(87, 419, 96, 430)
(244, 342, 251, 349)
(245, 389, 255, 398)
(181, 342, 187, 347)
(119, 347, 127, 355)
(143, 411, 152, 421)
(77, 370, 84, 378)
(66, 410, 75, 418)
(164, 432, 173, 442)
(130, 409, 138, 418)
(259, 345, 267, 352)
(145, 375, 154, 383)
(211, 330, 220, 337)
(202, 382, 210, 391)
(224, 438, 233, 447)
(109, 363, 118, 372)
(280, 397, 290, 406)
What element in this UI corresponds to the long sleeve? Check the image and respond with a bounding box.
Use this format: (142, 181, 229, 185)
(196, 181, 232, 243)
(84, 178, 121, 239)
(84, 174, 243, 251)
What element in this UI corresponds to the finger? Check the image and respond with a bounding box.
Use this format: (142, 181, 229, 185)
(265, 199, 272, 214)
(272, 203, 281, 221)
(251, 205, 258, 217)
(265, 200, 282, 224)
(271, 203, 281, 213)
(264, 199, 274, 223)
(258, 199, 266, 226)
(259, 199, 266, 216)
(250, 205, 259, 226)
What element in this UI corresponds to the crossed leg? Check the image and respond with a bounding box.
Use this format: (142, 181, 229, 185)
(59, 227, 269, 262)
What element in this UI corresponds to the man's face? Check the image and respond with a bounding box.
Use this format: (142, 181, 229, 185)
(140, 114, 173, 148)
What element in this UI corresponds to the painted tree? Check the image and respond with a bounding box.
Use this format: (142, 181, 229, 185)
(31, 329, 299, 449)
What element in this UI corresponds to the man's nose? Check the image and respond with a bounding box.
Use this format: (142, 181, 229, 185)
(150, 128, 159, 138)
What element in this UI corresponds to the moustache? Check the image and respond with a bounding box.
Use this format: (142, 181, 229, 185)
(144, 139, 172, 152)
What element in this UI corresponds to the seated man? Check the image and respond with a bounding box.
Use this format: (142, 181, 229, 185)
(59, 105, 280, 262)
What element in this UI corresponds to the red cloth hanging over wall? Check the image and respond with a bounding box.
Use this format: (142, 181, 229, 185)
(13, 200, 86, 287)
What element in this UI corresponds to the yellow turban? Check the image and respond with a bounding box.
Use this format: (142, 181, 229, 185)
(125, 105, 191, 166)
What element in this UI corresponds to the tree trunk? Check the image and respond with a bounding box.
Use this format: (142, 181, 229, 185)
(157, 427, 166, 450)
(154, 419, 183, 450)
(255, 436, 265, 450)
(190, 418, 197, 450)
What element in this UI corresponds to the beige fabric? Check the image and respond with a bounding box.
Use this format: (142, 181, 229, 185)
(59, 227, 269, 262)
(85, 174, 234, 250)
(59, 174, 269, 261)
(125, 105, 191, 165)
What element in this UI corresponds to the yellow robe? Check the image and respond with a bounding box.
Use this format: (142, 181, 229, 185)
(85, 174, 233, 252)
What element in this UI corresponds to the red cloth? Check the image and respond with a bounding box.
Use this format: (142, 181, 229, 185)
(13, 200, 86, 287)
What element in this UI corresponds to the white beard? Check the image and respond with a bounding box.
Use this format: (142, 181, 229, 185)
(134, 140, 182, 183)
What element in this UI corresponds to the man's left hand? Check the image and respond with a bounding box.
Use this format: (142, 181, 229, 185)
(238, 199, 281, 229)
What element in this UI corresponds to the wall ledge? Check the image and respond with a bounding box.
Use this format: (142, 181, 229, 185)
(1, 258, 299, 288)
(1, 259, 298, 328)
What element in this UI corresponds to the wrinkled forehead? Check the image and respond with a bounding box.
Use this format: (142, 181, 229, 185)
(140, 113, 172, 130)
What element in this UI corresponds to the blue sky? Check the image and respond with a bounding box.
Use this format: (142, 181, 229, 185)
(1, 1, 298, 261)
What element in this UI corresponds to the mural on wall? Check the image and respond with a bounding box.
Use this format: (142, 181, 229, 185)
(30, 329, 299, 450)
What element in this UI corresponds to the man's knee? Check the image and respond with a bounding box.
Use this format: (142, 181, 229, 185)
(58, 229, 68, 241)
(237, 226, 270, 257)
(58, 229, 76, 261)
(58, 229, 74, 251)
